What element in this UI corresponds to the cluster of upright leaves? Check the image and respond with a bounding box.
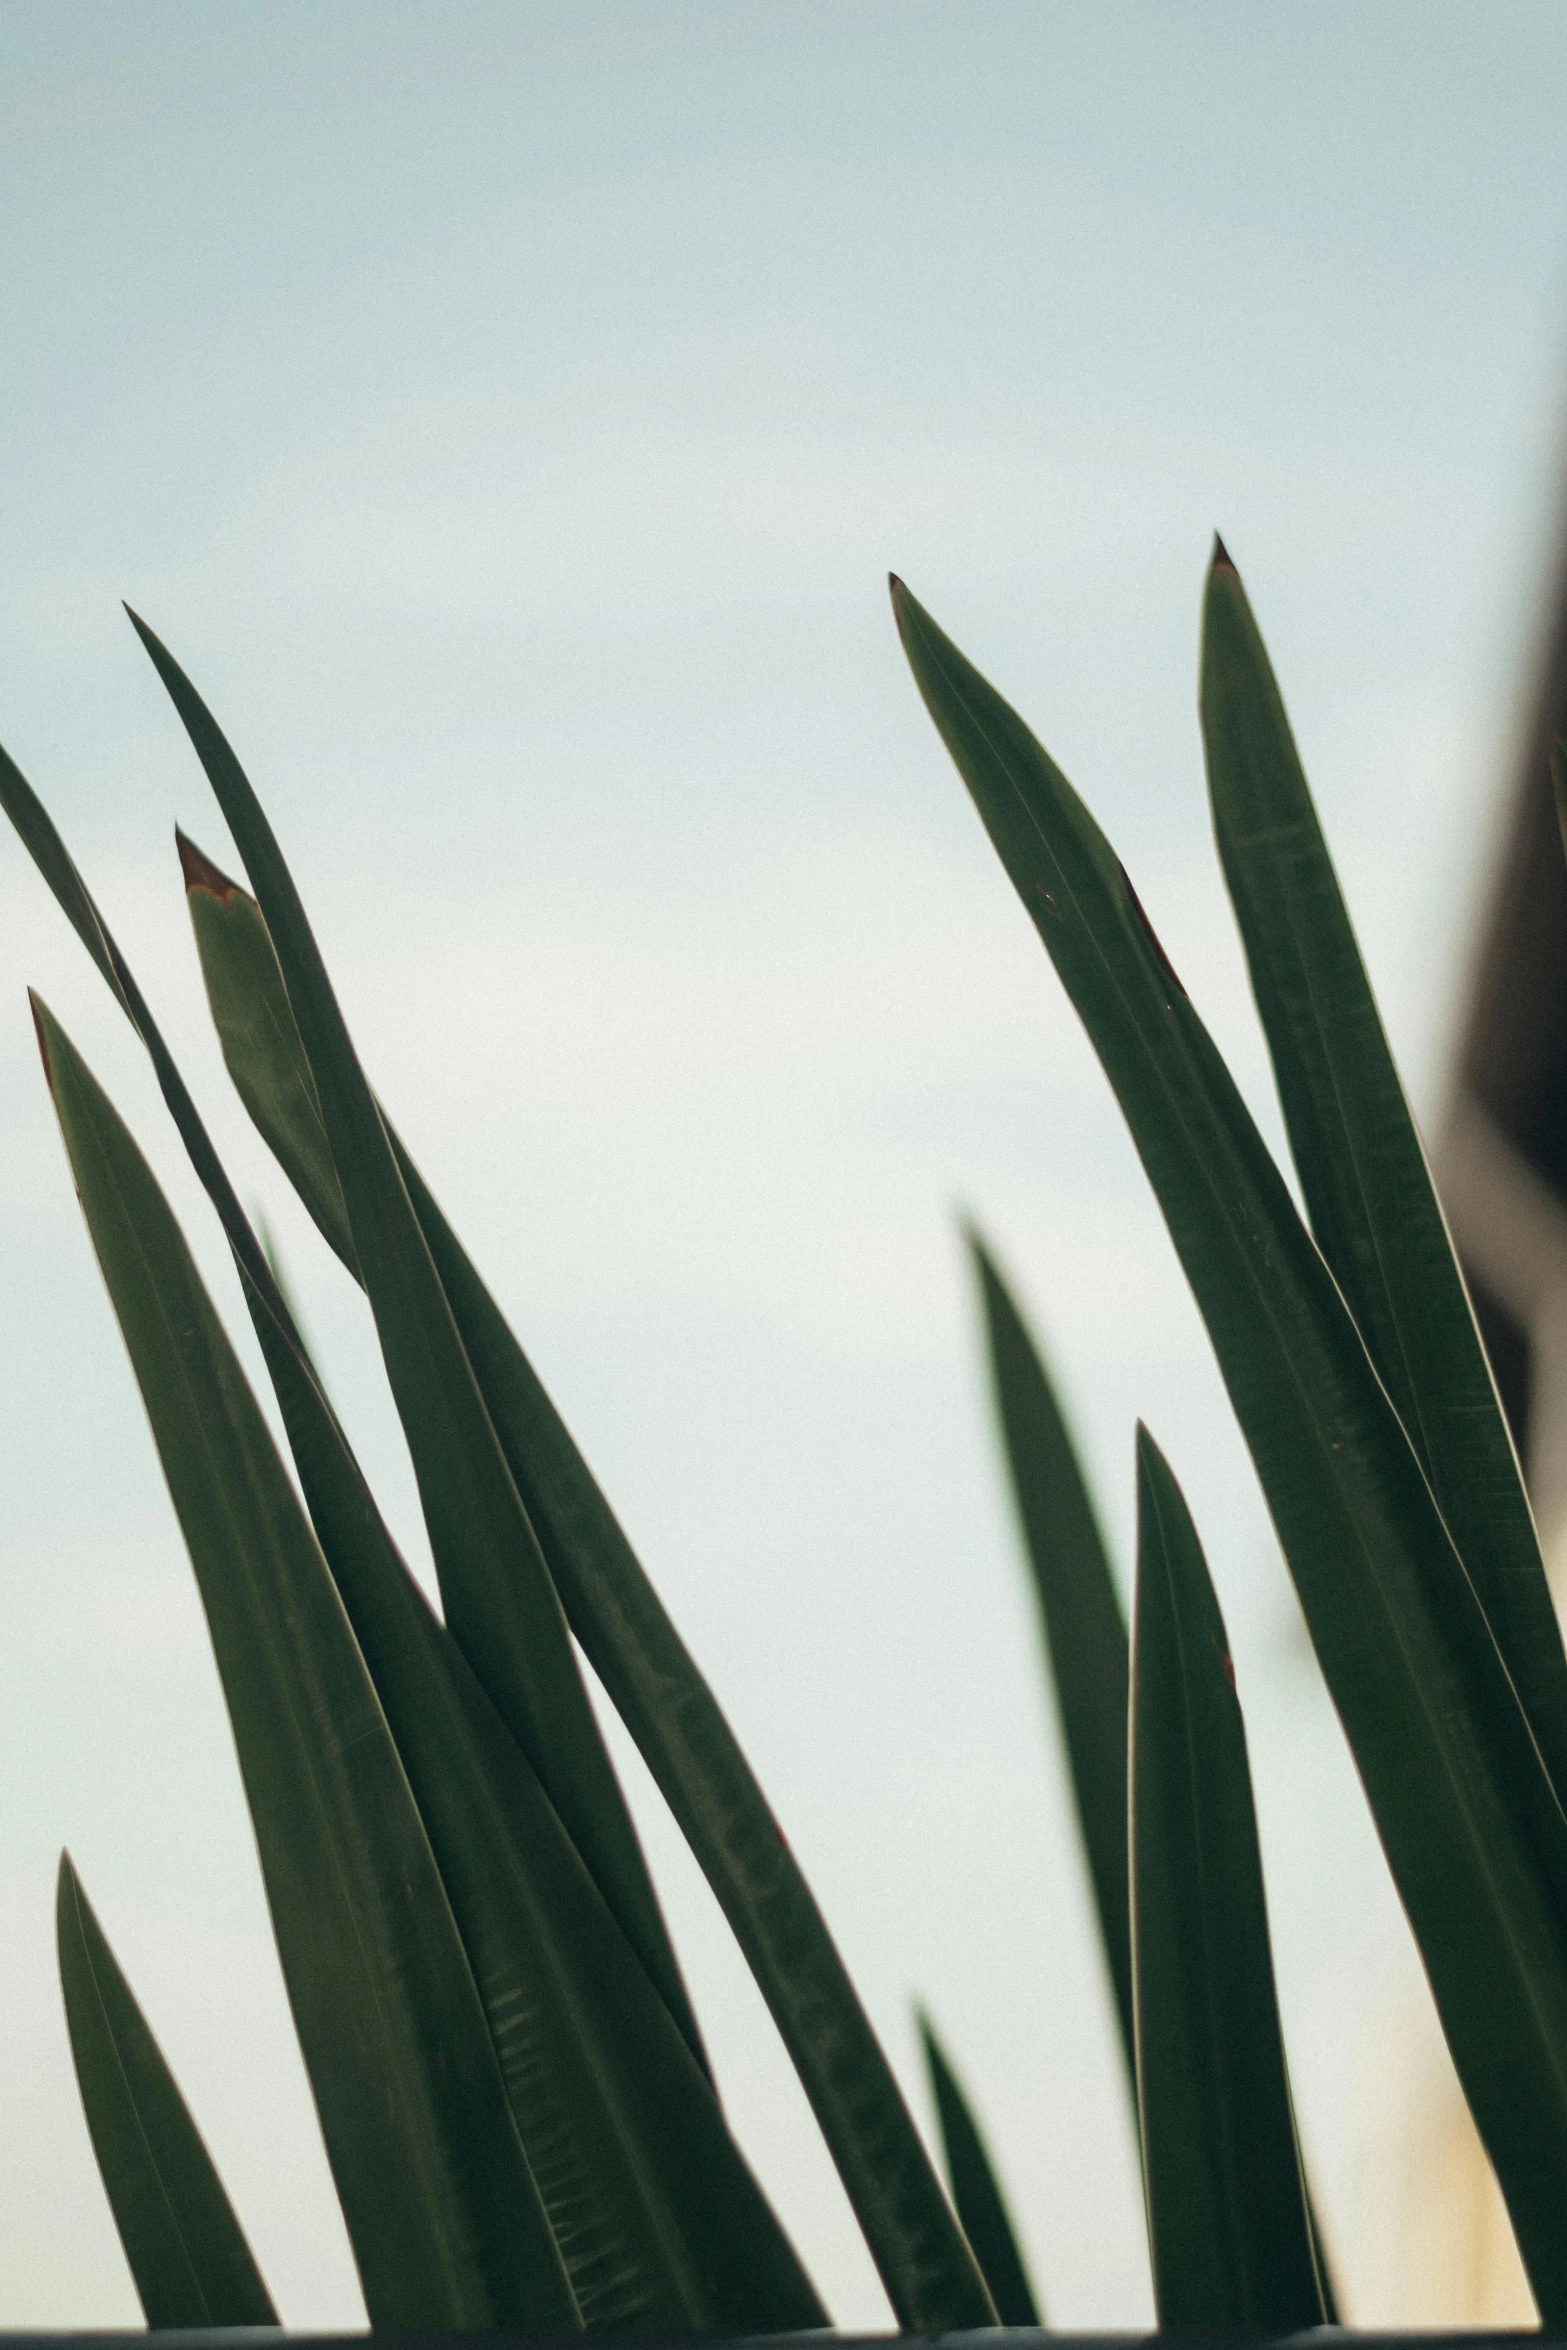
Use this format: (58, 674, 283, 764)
(1, 627, 999, 2330)
(897, 543, 1567, 2324)
(12, 538, 1553, 2337)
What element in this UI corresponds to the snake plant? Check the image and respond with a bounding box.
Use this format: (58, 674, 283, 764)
(0, 539, 1550, 2330)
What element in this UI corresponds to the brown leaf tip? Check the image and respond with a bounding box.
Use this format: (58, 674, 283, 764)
(1210, 532, 1235, 573)
(176, 827, 243, 903)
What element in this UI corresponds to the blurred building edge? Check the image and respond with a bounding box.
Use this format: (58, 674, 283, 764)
(1441, 509, 1567, 1567)
(1399, 522, 1567, 2328)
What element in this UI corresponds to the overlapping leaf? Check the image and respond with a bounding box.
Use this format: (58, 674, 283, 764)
(36, 999, 577, 2332)
(1129, 1430, 1320, 2329)
(971, 1231, 1340, 2317)
(892, 573, 1567, 2314)
(57, 1855, 278, 2329)
(181, 830, 358, 1275)
(129, 616, 705, 2120)
(252, 1286, 824, 2332)
(1201, 545, 1567, 1802)
(0, 732, 821, 2324)
(167, 779, 993, 2326)
(388, 1134, 993, 2329)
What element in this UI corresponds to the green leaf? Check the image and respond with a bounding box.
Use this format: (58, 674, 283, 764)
(0, 751, 826, 2323)
(36, 999, 578, 2333)
(1201, 544, 1567, 1803)
(169, 813, 993, 2330)
(129, 620, 702, 2125)
(391, 1130, 995, 2331)
(968, 1229, 1133, 2083)
(0, 737, 322, 1426)
(180, 830, 358, 1278)
(1130, 1430, 1321, 2329)
(892, 574, 1567, 2316)
(434, 1616, 828, 2331)
(252, 1275, 825, 2332)
(57, 1854, 278, 2329)
(970, 1227, 1340, 2318)
(917, 2011, 1040, 2326)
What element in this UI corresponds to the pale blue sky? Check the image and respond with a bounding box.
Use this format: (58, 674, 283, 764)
(0, 4, 1565, 2327)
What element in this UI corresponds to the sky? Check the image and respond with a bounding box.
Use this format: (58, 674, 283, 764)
(1, 1, 1566, 2328)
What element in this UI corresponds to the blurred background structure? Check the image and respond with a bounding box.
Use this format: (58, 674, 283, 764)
(1395, 452, 1567, 2329)
(3, 1, 1567, 2329)
(1354, 510, 1567, 2328)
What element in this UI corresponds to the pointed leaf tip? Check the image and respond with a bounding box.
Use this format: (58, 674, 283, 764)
(1210, 533, 1235, 572)
(953, 1204, 985, 1256)
(29, 989, 55, 1089)
(175, 829, 241, 902)
(1120, 866, 1188, 998)
(123, 604, 176, 677)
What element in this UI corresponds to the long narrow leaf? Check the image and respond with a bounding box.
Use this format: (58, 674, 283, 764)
(174, 827, 994, 2329)
(0, 747, 833, 2318)
(251, 1270, 825, 2332)
(177, 830, 707, 2086)
(0, 740, 822, 2319)
(57, 1854, 278, 2329)
(971, 1228, 1340, 2317)
(386, 1142, 992, 2331)
(1130, 1430, 1321, 2329)
(968, 1231, 1132, 2082)
(892, 574, 1567, 2315)
(917, 2011, 1040, 2326)
(36, 1000, 577, 2332)
(1201, 544, 1567, 1800)
(128, 615, 705, 2128)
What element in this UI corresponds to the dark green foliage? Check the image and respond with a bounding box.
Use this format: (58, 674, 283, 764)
(969, 1233, 1133, 2083)
(1201, 549, 1567, 1803)
(133, 623, 694, 2122)
(893, 566, 1567, 2317)
(57, 1857, 278, 2329)
(918, 2013, 1040, 2325)
(37, 999, 578, 2331)
(1129, 1431, 1321, 2330)
(174, 823, 993, 2330)
(0, 539, 1553, 2330)
(972, 1231, 1341, 2321)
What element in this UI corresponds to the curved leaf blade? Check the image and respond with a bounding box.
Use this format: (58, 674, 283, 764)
(57, 1854, 278, 2329)
(389, 1130, 995, 2329)
(0, 753, 821, 2322)
(970, 1229, 1340, 2317)
(174, 815, 993, 2327)
(176, 826, 708, 2093)
(0, 739, 326, 1436)
(130, 623, 699, 2124)
(892, 573, 1567, 2315)
(1130, 1431, 1320, 2329)
(36, 999, 577, 2333)
(255, 1278, 825, 2332)
(1201, 545, 1567, 1801)
(917, 2011, 1040, 2326)
(969, 1229, 1133, 2083)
